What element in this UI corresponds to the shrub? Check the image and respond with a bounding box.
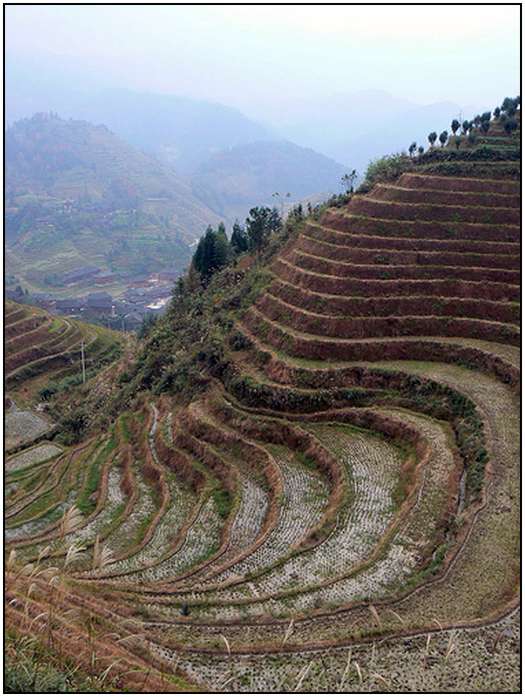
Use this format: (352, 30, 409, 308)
(58, 408, 88, 444)
(229, 331, 253, 351)
(358, 153, 412, 192)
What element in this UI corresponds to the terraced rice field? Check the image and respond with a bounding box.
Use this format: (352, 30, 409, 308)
(6, 299, 121, 388)
(5, 300, 123, 451)
(5, 114, 520, 691)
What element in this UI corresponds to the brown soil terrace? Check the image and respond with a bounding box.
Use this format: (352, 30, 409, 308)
(5, 120, 521, 691)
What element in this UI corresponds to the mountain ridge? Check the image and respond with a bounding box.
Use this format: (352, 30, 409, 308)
(5, 113, 221, 292)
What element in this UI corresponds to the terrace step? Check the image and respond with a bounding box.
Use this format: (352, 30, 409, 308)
(242, 307, 520, 365)
(6, 319, 67, 354)
(289, 240, 519, 271)
(283, 251, 519, 284)
(82, 430, 197, 580)
(347, 196, 520, 225)
(237, 321, 520, 391)
(184, 440, 331, 592)
(99, 493, 223, 586)
(272, 258, 519, 302)
(322, 211, 520, 243)
(5, 315, 47, 340)
(162, 402, 347, 591)
(5, 307, 30, 326)
(370, 183, 520, 208)
(397, 172, 520, 194)
(255, 293, 520, 344)
(268, 280, 519, 324)
(5, 440, 99, 540)
(302, 223, 520, 256)
(147, 412, 452, 622)
(416, 160, 521, 181)
(6, 324, 82, 374)
(95, 408, 281, 590)
(139, 356, 518, 654)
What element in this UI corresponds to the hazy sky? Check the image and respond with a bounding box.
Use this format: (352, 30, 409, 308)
(6, 4, 520, 121)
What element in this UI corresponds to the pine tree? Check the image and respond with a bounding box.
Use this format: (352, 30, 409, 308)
(193, 226, 214, 277)
(192, 225, 231, 280)
(246, 207, 282, 251)
(231, 221, 248, 254)
(211, 225, 230, 271)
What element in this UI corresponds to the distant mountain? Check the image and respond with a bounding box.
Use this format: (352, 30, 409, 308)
(6, 60, 273, 173)
(280, 90, 416, 149)
(191, 140, 348, 222)
(96, 89, 275, 173)
(6, 58, 484, 176)
(330, 100, 480, 172)
(5, 113, 221, 293)
(279, 89, 481, 172)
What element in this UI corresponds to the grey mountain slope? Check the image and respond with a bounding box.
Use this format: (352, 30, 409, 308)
(5, 114, 222, 291)
(191, 139, 348, 222)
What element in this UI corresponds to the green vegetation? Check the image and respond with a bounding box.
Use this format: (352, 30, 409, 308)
(4, 631, 120, 693)
(230, 220, 249, 254)
(193, 223, 232, 280)
(191, 207, 282, 284)
(76, 436, 116, 515)
(212, 487, 233, 519)
(245, 206, 282, 251)
(113, 207, 303, 404)
(358, 153, 412, 191)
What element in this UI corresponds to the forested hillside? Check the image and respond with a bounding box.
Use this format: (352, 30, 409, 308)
(191, 139, 346, 221)
(5, 113, 221, 293)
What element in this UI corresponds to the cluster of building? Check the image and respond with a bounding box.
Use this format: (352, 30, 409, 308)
(7, 271, 178, 332)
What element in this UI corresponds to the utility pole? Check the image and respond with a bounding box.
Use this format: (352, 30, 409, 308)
(81, 340, 86, 384)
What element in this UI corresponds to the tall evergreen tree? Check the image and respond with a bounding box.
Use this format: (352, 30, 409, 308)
(231, 221, 249, 254)
(193, 226, 214, 277)
(193, 224, 231, 280)
(246, 206, 282, 251)
(212, 223, 230, 271)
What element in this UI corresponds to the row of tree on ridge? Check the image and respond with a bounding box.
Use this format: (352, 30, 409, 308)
(407, 95, 520, 156)
(190, 95, 521, 284)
